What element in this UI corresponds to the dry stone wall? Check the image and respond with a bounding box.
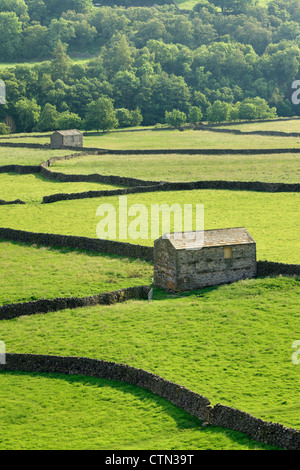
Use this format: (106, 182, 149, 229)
(0, 286, 150, 320)
(1, 353, 299, 450)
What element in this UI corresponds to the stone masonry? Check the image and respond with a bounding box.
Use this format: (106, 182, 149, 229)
(154, 228, 257, 291)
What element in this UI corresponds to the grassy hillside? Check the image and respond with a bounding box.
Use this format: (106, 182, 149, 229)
(51, 152, 300, 184)
(0, 173, 123, 203)
(0, 371, 277, 450)
(0, 189, 298, 263)
(0, 241, 152, 305)
(1, 276, 299, 432)
(5, 129, 300, 150)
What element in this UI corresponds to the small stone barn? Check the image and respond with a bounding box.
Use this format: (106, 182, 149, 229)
(154, 227, 257, 291)
(50, 129, 83, 149)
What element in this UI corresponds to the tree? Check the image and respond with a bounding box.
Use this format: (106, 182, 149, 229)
(207, 101, 231, 123)
(84, 97, 118, 132)
(115, 108, 133, 128)
(211, 0, 254, 14)
(165, 109, 187, 128)
(50, 41, 73, 81)
(0, 0, 28, 18)
(130, 108, 143, 127)
(57, 111, 82, 130)
(37, 103, 59, 131)
(22, 24, 49, 60)
(0, 122, 10, 135)
(0, 12, 22, 61)
(188, 106, 203, 125)
(14, 98, 41, 132)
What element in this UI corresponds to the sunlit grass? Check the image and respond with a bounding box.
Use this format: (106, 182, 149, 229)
(1, 276, 299, 431)
(0, 240, 152, 305)
(0, 173, 123, 203)
(0, 371, 278, 450)
(0, 190, 298, 263)
(51, 152, 300, 184)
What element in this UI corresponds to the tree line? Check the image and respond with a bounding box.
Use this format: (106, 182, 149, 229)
(0, 0, 300, 133)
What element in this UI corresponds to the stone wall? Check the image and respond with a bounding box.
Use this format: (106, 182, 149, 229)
(0, 285, 150, 320)
(257, 260, 300, 277)
(41, 179, 300, 204)
(0, 227, 154, 261)
(0, 199, 25, 205)
(1, 353, 299, 450)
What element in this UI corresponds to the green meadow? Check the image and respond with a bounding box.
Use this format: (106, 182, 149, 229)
(0, 190, 298, 263)
(4, 129, 300, 150)
(0, 147, 79, 166)
(51, 152, 300, 184)
(1, 276, 299, 433)
(0, 127, 299, 450)
(0, 371, 277, 450)
(217, 119, 300, 133)
(0, 241, 152, 305)
(0, 173, 122, 203)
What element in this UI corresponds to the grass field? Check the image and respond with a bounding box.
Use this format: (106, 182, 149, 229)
(0, 371, 278, 450)
(0, 173, 123, 203)
(0, 125, 299, 450)
(0, 241, 152, 305)
(1, 276, 299, 433)
(217, 120, 300, 134)
(51, 152, 300, 184)
(0, 190, 298, 263)
(4, 129, 300, 149)
(0, 147, 80, 166)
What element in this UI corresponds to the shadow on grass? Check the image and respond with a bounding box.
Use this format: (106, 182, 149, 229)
(0, 370, 278, 449)
(153, 285, 220, 302)
(0, 238, 154, 266)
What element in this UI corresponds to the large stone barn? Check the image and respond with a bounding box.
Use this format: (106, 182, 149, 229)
(154, 227, 257, 292)
(50, 129, 83, 149)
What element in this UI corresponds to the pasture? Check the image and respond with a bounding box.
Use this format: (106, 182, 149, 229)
(0, 190, 298, 263)
(1, 277, 299, 432)
(0, 124, 299, 450)
(3, 128, 300, 149)
(51, 152, 300, 184)
(0, 371, 276, 450)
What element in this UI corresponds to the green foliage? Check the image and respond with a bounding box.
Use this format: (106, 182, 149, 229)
(165, 108, 187, 127)
(0, 1, 299, 130)
(14, 97, 41, 132)
(37, 103, 59, 131)
(115, 107, 143, 127)
(57, 110, 82, 130)
(84, 96, 118, 131)
(188, 106, 203, 124)
(0, 122, 10, 134)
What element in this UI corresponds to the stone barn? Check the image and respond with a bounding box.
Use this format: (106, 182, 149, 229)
(154, 227, 257, 292)
(50, 129, 83, 149)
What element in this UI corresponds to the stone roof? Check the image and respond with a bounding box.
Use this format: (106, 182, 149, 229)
(162, 228, 255, 250)
(52, 129, 82, 136)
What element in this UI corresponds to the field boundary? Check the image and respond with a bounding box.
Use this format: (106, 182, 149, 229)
(1, 227, 300, 276)
(196, 124, 300, 138)
(41, 179, 300, 204)
(0, 285, 150, 320)
(2, 140, 300, 154)
(1, 353, 300, 450)
(0, 198, 25, 205)
(0, 227, 154, 261)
